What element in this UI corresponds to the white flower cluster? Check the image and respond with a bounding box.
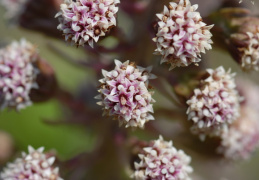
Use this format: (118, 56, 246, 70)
(0, 146, 63, 180)
(0, 0, 28, 19)
(0, 39, 39, 110)
(133, 136, 193, 180)
(96, 60, 156, 128)
(153, 0, 213, 70)
(56, 0, 120, 47)
(186, 66, 241, 140)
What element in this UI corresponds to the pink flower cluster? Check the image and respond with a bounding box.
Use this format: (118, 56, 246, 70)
(96, 60, 156, 128)
(153, 0, 213, 70)
(133, 136, 193, 180)
(0, 146, 63, 180)
(0, 39, 39, 110)
(186, 66, 241, 140)
(56, 0, 120, 47)
(0, 0, 27, 19)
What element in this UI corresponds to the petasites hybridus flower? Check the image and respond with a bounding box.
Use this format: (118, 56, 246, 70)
(217, 106, 259, 160)
(96, 60, 156, 128)
(0, 0, 28, 19)
(132, 136, 193, 180)
(56, 0, 120, 47)
(153, 0, 213, 70)
(186, 66, 241, 140)
(0, 39, 39, 110)
(0, 146, 63, 180)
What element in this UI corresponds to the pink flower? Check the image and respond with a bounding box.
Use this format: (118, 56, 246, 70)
(0, 146, 63, 180)
(0, 39, 39, 110)
(153, 0, 213, 70)
(96, 60, 156, 128)
(55, 0, 120, 47)
(132, 136, 193, 180)
(186, 66, 241, 140)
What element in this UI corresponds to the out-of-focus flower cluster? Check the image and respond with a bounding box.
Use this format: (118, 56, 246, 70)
(96, 60, 156, 128)
(0, 146, 62, 180)
(0, 0, 27, 19)
(56, 0, 120, 47)
(133, 136, 193, 180)
(186, 66, 241, 140)
(153, 0, 213, 70)
(0, 39, 39, 110)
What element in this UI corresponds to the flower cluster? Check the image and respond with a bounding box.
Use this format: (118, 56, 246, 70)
(0, 0, 27, 19)
(0, 39, 39, 110)
(0, 146, 63, 180)
(186, 66, 241, 140)
(217, 107, 259, 160)
(96, 60, 156, 128)
(132, 136, 193, 180)
(56, 0, 120, 47)
(153, 0, 213, 70)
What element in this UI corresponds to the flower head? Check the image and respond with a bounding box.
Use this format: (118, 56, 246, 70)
(0, 39, 39, 110)
(56, 0, 120, 47)
(96, 60, 156, 128)
(132, 136, 193, 180)
(153, 0, 213, 70)
(186, 66, 241, 140)
(0, 0, 28, 19)
(217, 106, 259, 160)
(0, 146, 63, 180)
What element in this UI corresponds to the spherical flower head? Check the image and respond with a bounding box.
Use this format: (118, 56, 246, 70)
(55, 0, 120, 47)
(96, 59, 156, 128)
(0, 39, 39, 110)
(217, 107, 259, 160)
(132, 136, 193, 180)
(186, 66, 241, 140)
(0, 0, 28, 20)
(153, 0, 213, 70)
(0, 146, 63, 180)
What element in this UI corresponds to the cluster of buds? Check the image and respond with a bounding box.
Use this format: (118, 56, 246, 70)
(0, 146, 62, 180)
(186, 66, 241, 140)
(132, 136, 193, 180)
(0, 0, 28, 19)
(96, 60, 156, 128)
(0, 39, 39, 110)
(153, 0, 213, 70)
(55, 0, 120, 47)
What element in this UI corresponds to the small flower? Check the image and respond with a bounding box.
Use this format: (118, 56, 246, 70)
(0, 39, 39, 110)
(55, 0, 120, 47)
(96, 59, 156, 128)
(153, 0, 213, 70)
(0, 146, 63, 180)
(186, 66, 241, 140)
(0, 0, 28, 20)
(217, 106, 259, 160)
(132, 136, 193, 180)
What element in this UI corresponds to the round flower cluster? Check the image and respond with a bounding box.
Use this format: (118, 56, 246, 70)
(0, 39, 39, 110)
(132, 136, 193, 180)
(217, 107, 259, 160)
(56, 0, 120, 47)
(186, 66, 241, 140)
(239, 31, 259, 72)
(0, 146, 63, 180)
(153, 0, 213, 70)
(96, 59, 156, 128)
(0, 0, 27, 19)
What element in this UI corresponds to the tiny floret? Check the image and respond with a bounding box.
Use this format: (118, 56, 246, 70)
(153, 0, 213, 70)
(56, 0, 120, 47)
(96, 60, 156, 128)
(132, 136, 193, 180)
(186, 66, 241, 140)
(0, 146, 63, 180)
(0, 39, 39, 110)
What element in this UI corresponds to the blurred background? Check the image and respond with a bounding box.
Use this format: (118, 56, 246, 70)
(0, 0, 259, 180)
